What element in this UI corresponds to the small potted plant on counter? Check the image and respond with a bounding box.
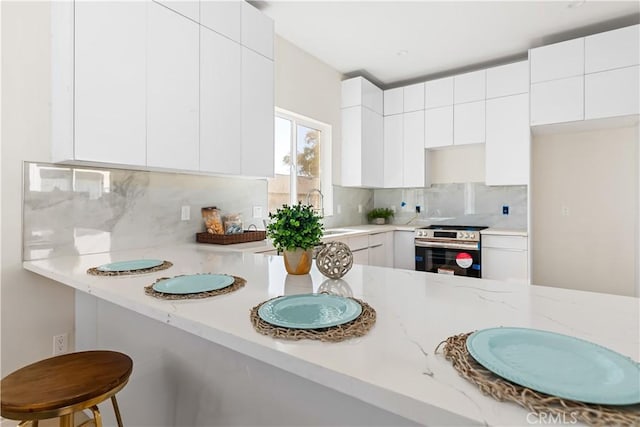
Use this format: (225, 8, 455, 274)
(367, 207, 394, 225)
(267, 203, 323, 275)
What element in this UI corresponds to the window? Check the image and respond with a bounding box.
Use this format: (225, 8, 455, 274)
(267, 108, 333, 216)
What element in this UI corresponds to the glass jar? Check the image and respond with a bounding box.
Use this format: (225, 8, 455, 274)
(201, 206, 224, 234)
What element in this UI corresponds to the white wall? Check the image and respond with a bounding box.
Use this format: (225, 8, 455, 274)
(1, 1, 75, 375)
(428, 144, 486, 184)
(531, 125, 639, 297)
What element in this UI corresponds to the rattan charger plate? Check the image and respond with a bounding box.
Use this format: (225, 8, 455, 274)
(87, 261, 173, 276)
(250, 296, 376, 342)
(144, 275, 246, 300)
(437, 332, 640, 427)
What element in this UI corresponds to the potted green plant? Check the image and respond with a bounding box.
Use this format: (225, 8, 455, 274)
(367, 207, 394, 225)
(266, 203, 324, 275)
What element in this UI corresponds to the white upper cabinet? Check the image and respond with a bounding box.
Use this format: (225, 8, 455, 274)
(362, 108, 384, 187)
(403, 110, 426, 187)
(530, 38, 584, 83)
(154, 1, 199, 22)
(241, 1, 273, 59)
(486, 61, 529, 99)
(74, 2, 147, 166)
(454, 70, 486, 104)
(201, 0, 241, 42)
(454, 101, 485, 145)
(585, 25, 639, 74)
(530, 76, 584, 125)
(424, 106, 453, 148)
(383, 114, 404, 188)
(147, 2, 200, 170)
(200, 27, 242, 175)
(342, 77, 383, 114)
(585, 65, 640, 120)
(241, 47, 274, 177)
(424, 77, 453, 109)
(384, 88, 403, 116)
(403, 83, 425, 112)
(486, 93, 530, 186)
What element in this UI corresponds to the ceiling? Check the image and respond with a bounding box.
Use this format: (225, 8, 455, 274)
(259, 1, 640, 88)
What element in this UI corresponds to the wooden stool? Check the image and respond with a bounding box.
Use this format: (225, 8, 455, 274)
(1, 351, 132, 427)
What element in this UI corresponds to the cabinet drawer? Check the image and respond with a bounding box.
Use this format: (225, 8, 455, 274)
(482, 235, 527, 250)
(368, 232, 386, 247)
(530, 76, 584, 126)
(348, 235, 369, 251)
(585, 65, 639, 120)
(585, 25, 639, 74)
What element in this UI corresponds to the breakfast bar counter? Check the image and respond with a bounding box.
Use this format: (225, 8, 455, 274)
(23, 243, 639, 426)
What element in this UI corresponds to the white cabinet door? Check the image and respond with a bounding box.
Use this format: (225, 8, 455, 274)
(482, 247, 528, 283)
(530, 38, 584, 83)
(486, 61, 529, 99)
(383, 114, 404, 188)
(393, 231, 415, 270)
(368, 232, 393, 268)
(74, 2, 146, 166)
(147, 2, 199, 170)
(424, 77, 453, 109)
(454, 101, 485, 145)
(352, 248, 369, 265)
(368, 243, 386, 267)
(486, 94, 530, 186)
(154, 0, 199, 22)
(200, 27, 242, 175)
(424, 106, 453, 148)
(454, 70, 486, 103)
(585, 65, 640, 120)
(585, 25, 639, 74)
(241, 47, 274, 177)
(201, 0, 241, 42)
(403, 83, 425, 112)
(340, 106, 363, 186)
(241, 1, 273, 59)
(362, 108, 384, 187)
(530, 76, 584, 126)
(384, 88, 403, 116)
(403, 111, 425, 187)
(362, 79, 384, 115)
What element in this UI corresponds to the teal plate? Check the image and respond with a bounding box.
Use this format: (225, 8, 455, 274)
(258, 294, 362, 329)
(152, 274, 235, 295)
(97, 259, 164, 272)
(467, 327, 640, 405)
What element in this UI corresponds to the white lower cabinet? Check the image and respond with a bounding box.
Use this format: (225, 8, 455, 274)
(73, 1, 147, 166)
(147, 2, 200, 170)
(481, 234, 528, 283)
(368, 232, 394, 268)
(241, 47, 274, 177)
(352, 248, 369, 265)
(585, 65, 639, 120)
(393, 231, 415, 270)
(200, 27, 242, 175)
(485, 93, 530, 186)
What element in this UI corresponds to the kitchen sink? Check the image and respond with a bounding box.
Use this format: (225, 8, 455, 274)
(322, 228, 359, 236)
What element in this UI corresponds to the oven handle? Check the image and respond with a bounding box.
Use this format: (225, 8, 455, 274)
(415, 240, 479, 250)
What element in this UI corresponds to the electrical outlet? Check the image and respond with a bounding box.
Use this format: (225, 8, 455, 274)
(253, 206, 263, 218)
(181, 205, 190, 221)
(561, 206, 570, 216)
(502, 205, 509, 215)
(53, 333, 68, 356)
(357, 204, 363, 213)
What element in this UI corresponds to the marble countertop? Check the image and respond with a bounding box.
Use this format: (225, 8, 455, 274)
(23, 244, 639, 425)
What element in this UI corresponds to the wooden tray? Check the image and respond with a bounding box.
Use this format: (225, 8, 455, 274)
(196, 230, 266, 245)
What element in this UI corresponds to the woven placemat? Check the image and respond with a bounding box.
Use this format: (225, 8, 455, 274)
(250, 296, 376, 342)
(436, 332, 640, 427)
(144, 275, 246, 300)
(87, 261, 173, 276)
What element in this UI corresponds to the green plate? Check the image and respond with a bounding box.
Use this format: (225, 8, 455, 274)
(97, 259, 164, 272)
(152, 274, 235, 295)
(467, 327, 640, 405)
(258, 293, 362, 329)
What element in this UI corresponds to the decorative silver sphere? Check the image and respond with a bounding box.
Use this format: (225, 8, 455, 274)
(315, 241, 353, 279)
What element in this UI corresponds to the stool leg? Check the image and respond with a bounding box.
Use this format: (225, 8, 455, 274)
(89, 405, 102, 427)
(111, 395, 124, 427)
(59, 414, 73, 427)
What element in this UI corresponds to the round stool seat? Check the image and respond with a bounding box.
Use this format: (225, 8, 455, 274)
(1, 351, 132, 422)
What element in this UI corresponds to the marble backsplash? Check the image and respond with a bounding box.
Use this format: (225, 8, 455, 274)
(23, 162, 374, 261)
(374, 183, 528, 228)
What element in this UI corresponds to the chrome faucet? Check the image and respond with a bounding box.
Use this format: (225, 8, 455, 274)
(305, 188, 324, 218)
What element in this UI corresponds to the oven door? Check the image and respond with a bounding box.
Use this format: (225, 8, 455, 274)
(415, 241, 482, 278)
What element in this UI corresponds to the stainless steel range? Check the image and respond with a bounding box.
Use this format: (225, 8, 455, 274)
(415, 225, 488, 278)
